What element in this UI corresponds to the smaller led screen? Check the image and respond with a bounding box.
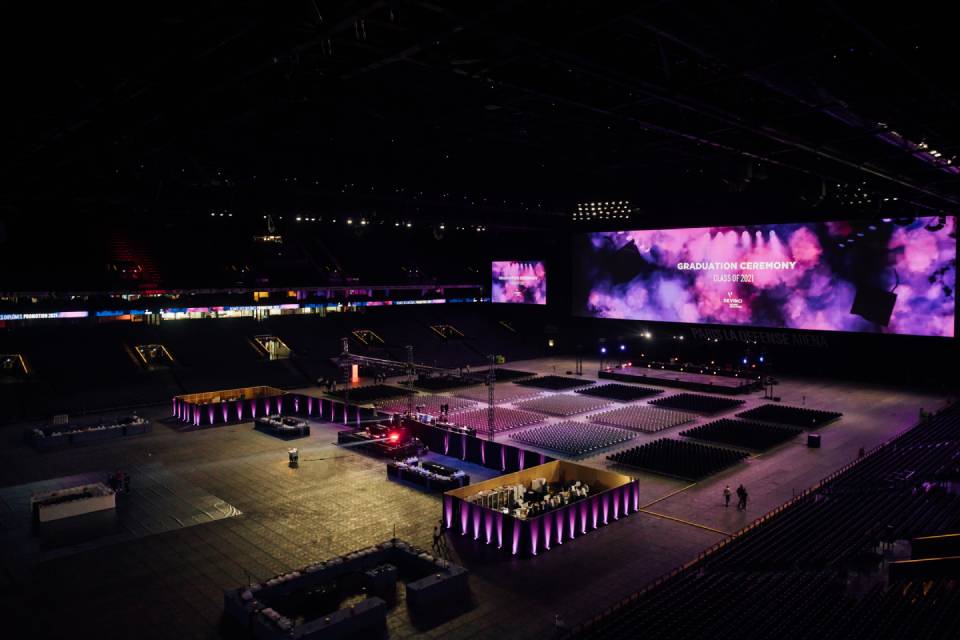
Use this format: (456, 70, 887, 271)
(492, 261, 547, 305)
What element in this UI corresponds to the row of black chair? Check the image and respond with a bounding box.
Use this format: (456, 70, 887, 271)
(737, 403, 842, 428)
(608, 438, 748, 480)
(649, 392, 745, 414)
(680, 418, 801, 451)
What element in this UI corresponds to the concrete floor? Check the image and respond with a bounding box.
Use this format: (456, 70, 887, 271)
(0, 357, 946, 639)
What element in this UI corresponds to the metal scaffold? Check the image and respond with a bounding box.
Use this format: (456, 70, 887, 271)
(486, 354, 496, 440)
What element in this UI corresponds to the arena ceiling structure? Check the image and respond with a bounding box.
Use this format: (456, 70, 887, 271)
(3, 1, 960, 229)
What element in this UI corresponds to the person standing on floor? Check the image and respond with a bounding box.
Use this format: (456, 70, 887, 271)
(432, 525, 443, 557)
(554, 613, 566, 638)
(723, 485, 732, 508)
(741, 486, 749, 511)
(736, 484, 746, 510)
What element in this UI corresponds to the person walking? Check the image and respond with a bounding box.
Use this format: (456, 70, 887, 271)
(723, 485, 732, 508)
(736, 484, 746, 510)
(432, 525, 443, 557)
(740, 486, 749, 511)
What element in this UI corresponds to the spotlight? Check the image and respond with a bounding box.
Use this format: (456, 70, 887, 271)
(619, 344, 626, 351)
(600, 347, 607, 354)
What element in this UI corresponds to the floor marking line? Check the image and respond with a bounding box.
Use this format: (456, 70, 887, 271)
(638, 509, 731, 536)
(638, 483, 697, 510)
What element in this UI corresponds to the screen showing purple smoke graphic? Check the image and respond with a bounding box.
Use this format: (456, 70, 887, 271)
(492, 260, 547, 305)
(572, 218, 956, 337)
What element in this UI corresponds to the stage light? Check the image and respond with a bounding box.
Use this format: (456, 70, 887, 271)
(619, 344, 625, 351)
(759, 356, 765, 363)
(600, 347, 607, 354)
(742, 358, 748, 365)
(388, 432, 400, 443)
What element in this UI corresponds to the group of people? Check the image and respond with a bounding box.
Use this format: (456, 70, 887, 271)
(723, 483, 749, 510)
(372, 370, 390, 384)
(317, 377, 339, 392)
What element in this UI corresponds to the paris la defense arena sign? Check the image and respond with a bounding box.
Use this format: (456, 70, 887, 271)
(571, 218, 956, 338)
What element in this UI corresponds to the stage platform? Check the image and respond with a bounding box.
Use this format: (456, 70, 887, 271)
(600, 365, 761, 395)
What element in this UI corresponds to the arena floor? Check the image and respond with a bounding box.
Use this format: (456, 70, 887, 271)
(0, 357, 946, 639)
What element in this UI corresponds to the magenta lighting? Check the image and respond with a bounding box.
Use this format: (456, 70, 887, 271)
(574, 217, 956, 337)
(444, 495, 454, 530)
(173, 387, 286, 427)
(444, 461, 638, 557)
(491, 260, 547, 305)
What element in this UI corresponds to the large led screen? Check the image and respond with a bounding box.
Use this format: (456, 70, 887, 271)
(492, 260, 547, 305)
(572, 218, 956, 337)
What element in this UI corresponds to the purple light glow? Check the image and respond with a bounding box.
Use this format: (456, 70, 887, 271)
(544, 515, 552, 550)
(485, 510, 493, 544)
(236, 400, 243, 421)
(602, 493, 610, 525)
(444, 432, 450, 455)
(208, 405, 214, 424)
(613, 488, 620, 520)
(461, 434, 467, 460)
(633, 482, 640, 511)
(481, 440, 486, 465)
(294, 397, 300, 413)
(519, 449, 525, 470)
(575, 219, 957, 337)
(556, 510, 564, 544)
(222, 403, 228, 423)
(591, 496, 599, 529)
(461, 502, 469, 536)
(569, 507, 576, 539)
(496, 512, 504, 548)
(172, 399, 176, 416)
(501, 446, 507, 471)
(512, 522, 521, 555)
(580, 501, 588, 534)
(472, 506, 482, 540)
(250, 399, 257, 418)
(492, 260, 547, 305)
(539, 453, 545, 465)
(444, 496, 454, 530)
(530, 521, 539, 555)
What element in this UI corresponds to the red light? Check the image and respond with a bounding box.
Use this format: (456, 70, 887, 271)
(388, 432, 400, 443)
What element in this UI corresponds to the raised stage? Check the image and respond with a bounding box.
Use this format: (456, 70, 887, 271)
(600, 365, 761, 395)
